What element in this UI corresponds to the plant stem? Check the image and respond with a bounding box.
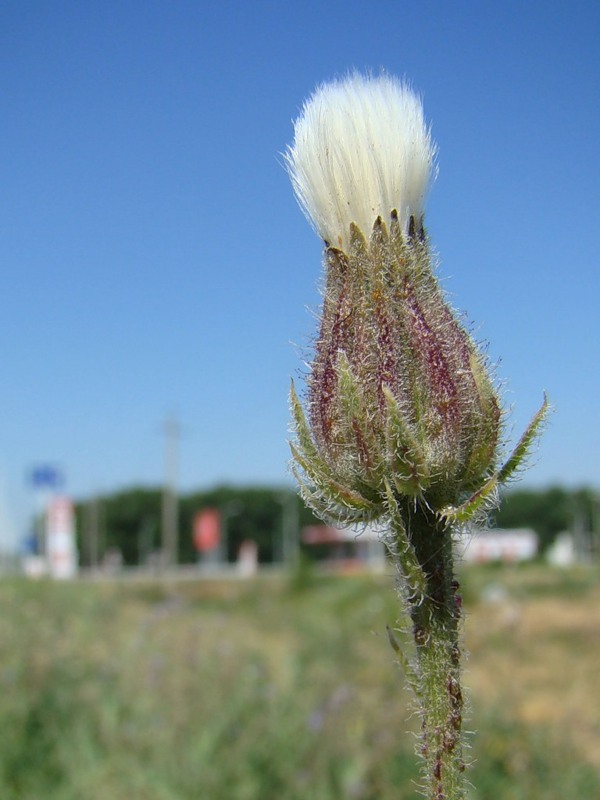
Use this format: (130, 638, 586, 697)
(391, 504, 465, 800)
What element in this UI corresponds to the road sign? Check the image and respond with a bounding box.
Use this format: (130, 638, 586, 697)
(193, 508, 221, 552)
(29, 465, 64, 490)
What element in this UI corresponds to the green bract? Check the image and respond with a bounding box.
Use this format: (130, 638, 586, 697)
(291, 212, 547, 527)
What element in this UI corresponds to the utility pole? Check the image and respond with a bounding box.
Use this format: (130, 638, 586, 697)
(219, 500, 243, 567)
(279, 490, 300, 567)
(84, 496, 101, 571)
(161, 415, 180, 570)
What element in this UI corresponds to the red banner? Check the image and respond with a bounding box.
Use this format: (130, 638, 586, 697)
(193, 508, 221, 552)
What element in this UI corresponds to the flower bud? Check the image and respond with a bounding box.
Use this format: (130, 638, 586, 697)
(287, 74, 546, 523)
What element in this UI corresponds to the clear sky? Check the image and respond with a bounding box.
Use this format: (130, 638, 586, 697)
(1, 1, 598, 541)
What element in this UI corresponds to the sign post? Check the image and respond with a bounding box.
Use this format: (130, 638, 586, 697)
(46, 496, 78, 579)
(193, 508, 221, 569)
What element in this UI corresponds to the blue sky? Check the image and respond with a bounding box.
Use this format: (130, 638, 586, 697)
(1, 1, 598, 540)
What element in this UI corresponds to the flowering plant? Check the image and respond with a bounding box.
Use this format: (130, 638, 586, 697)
(286, 73, 547, 799)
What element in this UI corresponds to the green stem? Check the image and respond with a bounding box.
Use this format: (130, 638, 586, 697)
(390, 504, 465, 800)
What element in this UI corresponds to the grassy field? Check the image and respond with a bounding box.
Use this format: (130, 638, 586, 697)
(1, 563, 599, 799)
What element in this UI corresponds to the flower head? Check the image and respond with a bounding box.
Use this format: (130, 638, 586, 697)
(287, 73, 547, 527)
(285, 73, 436, 251)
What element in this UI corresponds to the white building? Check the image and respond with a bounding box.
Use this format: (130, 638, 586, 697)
(455, 527, 538, 564)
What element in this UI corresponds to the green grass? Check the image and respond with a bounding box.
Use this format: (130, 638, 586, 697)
(0, 566, 599, 799)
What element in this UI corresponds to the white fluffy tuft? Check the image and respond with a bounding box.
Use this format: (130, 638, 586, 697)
(285, 73, 437, 250)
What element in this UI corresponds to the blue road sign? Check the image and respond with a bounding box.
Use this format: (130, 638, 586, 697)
(29, 465, 64, 489)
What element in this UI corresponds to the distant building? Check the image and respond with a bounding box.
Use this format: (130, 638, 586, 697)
(301, 524, 386, 572)
(546, 531, 575, 566)
(455, 528, 538, 564)
(302, 524, 539, 569)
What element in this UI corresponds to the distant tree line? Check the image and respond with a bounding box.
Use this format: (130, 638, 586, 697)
(75, 485, 319, 568)
(74, 484, 598, 567)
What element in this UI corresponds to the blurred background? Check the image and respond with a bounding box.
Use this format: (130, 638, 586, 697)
(0, 1, 599, 798)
